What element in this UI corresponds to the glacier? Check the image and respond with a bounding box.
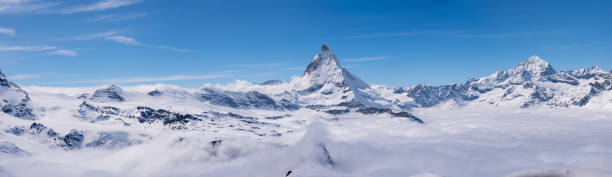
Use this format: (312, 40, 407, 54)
(1, 44, 612, 177)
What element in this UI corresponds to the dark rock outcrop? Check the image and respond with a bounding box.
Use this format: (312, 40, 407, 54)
(78, 101, 120, 121)
(90, 85, 125, 102)
(132, 106, 200, 125)
(62, 129, 84, 149)
(86, 131, 142, 149)
(0, 70, 35, 120)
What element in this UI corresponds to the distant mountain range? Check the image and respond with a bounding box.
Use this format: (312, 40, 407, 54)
(2, 45, 611, 124)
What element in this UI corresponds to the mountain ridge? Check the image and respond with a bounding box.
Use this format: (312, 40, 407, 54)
(1, 45, 611, 124)
(390, 55, 611, 108)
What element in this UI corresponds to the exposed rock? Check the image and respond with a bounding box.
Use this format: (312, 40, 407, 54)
(260, 80, 283, 85)
(78, 101, 120, 121)
(200, 88, 289, 110)
(90, 85, 125, 102)
(147, 89, 163, 96)
(4, 126, 25, 136)
(132, 106, 200, 125)
(0, 70, 35, 120)
(356, 107, 424, 123)
(62, 129, 84, 149)
(86, 131, 142, 149)
(0, 142, 30, 156)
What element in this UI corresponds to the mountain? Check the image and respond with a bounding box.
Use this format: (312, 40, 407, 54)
(384, 55, 612, 108)
(1, 45, 612, 177)
(1, 46, 611, 125)
(0, 70, 35, 120)
(199, 44, 417, 119)
(1, 45, 611, 141)
(302, 44, 369, 90)
(90, 84, 126, 102)
(289, 44, 393, 111)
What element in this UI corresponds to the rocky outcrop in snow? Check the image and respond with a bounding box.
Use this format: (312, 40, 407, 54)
(90, 85, 125, 102)
(199, 88, 296, 110)
(0, 70, 35, 120)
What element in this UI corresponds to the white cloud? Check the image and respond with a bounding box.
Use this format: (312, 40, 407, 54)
(155, 45, 190, 52)
(284, 66, 305, 71)
(0, 0, 58, 14)
(0, 0, 141, 14)
(229, 63, 287, 68)
(47, 74, 230, 84)
(0, 45, 56, 51)
(91, 12, 147, 22)
(0, 27, 15, 36)
(74, 31, 189, 52)
(63, 0, 142, 14)
(72, 30, 120, 40)
(105, 35, 140, 45)
(343, 56, 392, 62)
(7, 74, 40, 80)
(49, 49, 77, 56)
(343, 64, 358, 68)
(0, 45, 76, 56)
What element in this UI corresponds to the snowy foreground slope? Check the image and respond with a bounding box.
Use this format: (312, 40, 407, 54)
(1, 45, 612, 177)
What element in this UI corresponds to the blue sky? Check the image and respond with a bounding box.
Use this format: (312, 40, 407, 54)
(0, 0, 611, 88)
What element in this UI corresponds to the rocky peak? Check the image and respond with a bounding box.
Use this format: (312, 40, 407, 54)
(512, 55, 556, 77)
(569, 66, 608, 79)
(302, 44, 368, 89)
(485, 55, 557, 84)
(304, 44, 342, 75)
(90, 84, 125, 102)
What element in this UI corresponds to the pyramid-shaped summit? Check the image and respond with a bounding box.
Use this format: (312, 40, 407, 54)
(302, 44, 369, 89)
(473, 55, 557, 86)
(511, 55, 557, 77)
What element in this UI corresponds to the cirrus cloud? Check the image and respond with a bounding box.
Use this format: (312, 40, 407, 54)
(63, 0, 143, 14)
(0, 27, 15, 36)
(45, 74, 230, 84)
(7, 74, 40, 80)
(49, 49, 78, 56)
(105, 35, 141, 45)
(343, 56, 392, 62)
(0, 45, 56, 51)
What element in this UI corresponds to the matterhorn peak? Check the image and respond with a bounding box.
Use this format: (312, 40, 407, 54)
(321, 44, 334, 54)
(301, 44, 368, 89)
(304, 44, 341, 75)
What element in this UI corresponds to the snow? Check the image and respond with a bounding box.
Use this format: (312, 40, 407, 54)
(1, 45, 612, 176)
(2, 105, 612, 177)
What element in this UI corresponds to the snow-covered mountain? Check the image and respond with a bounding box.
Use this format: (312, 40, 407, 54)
(1, 45, 612, 177)
(198, 44, 418, 119)
(382, 55, 612, 109)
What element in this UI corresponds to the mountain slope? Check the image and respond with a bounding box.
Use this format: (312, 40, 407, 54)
(0, 70, 35, 120)
(199, 45, 413, 118)
(382, 55, 612, 108)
